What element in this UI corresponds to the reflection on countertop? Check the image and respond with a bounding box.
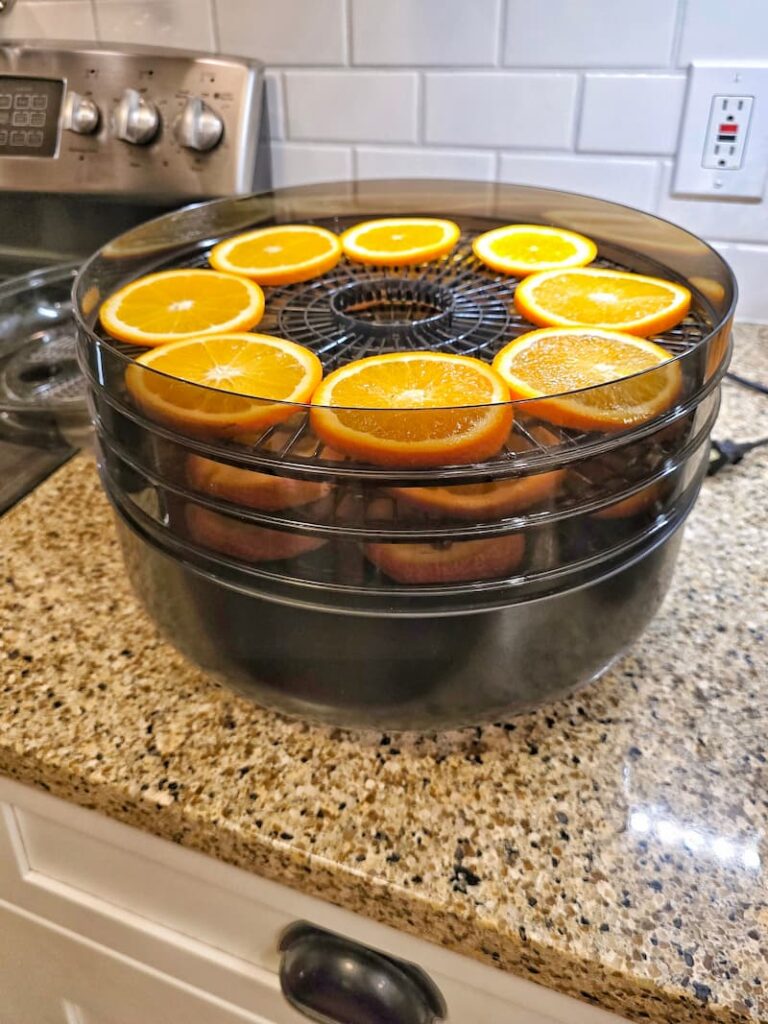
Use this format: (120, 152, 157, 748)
(0, 324, 766, 1024)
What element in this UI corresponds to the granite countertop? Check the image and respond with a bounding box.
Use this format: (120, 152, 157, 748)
(1, 325, 766, 1024)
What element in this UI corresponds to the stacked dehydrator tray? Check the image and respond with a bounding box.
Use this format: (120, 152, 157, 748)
(74, 180, 735, 729)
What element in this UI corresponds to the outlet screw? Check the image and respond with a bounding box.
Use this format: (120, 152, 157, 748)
(713, 179, 724, 188)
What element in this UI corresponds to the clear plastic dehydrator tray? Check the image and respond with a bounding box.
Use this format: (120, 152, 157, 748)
(74, 180, 735, 614)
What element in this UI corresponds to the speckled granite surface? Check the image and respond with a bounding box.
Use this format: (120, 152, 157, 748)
(1, 325, 766, 1024)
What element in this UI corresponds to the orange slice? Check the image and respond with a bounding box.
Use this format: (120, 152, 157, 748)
(209, 224, 342, 285)
(100, 269, 265, 347)
(492, 328, 682, 432)
(341, 218, 460, 266)
(186, 504, 326, 563)
(365, 534, 525, 585)
(514, 267, 691, 336)
(473, 224, 596, 277)
(592, 481, 664, 520)
(187, 442, 338, 512)
(310, 351, 513, 468)
(125, 333, 322, 438)
(388, 427, 565, 519)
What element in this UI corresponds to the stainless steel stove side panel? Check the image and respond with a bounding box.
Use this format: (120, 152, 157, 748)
(0, 42, 268, 198)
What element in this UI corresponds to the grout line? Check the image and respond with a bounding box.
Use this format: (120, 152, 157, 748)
(90, 0, 101, 41)
(282, 135, 575, 151)
(649, 158, 666, 213)
(655, 157, 673, 211)
(571, 71, 585, 151)
(209, 0, 221, 54)
(415, 71, 425, 145)
(495, 0, 507, 67)
(250, 64, 686, 75)
(243, 64, 688, 77)
(343, 0, 352, 66)
(271, 70, 287, 140)
(282, 69, 292, 140)
(273, 65, 584, 75)
(671, 0, 688, 68)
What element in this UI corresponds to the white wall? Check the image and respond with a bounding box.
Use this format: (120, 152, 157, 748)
(1, 0, 766, 322)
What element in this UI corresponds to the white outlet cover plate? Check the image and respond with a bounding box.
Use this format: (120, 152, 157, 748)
(674, 62, 768, 199)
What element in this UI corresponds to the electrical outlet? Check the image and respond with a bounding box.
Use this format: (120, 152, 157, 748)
(702, 95, 752, 170)
(674, 63, 768, 199)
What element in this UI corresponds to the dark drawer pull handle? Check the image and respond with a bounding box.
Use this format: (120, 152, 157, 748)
(279, 922, 447, 1024)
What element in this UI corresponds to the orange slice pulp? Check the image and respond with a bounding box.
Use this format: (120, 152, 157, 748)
(473, 224, 597, 277)
(341, 218, 460, 266)
(514, 267, 691, 336)
(125, 333, 322, 438)
(99, 269, 265, 347)
(310, 351, 513, 467)
(209, 224, 342, 285)
(492, 328, 682, 432)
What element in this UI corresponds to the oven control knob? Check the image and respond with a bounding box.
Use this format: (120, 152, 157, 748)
(113, 89, 160, 145)
(63, 92, 100, 135)
(173, 97, 223, 152)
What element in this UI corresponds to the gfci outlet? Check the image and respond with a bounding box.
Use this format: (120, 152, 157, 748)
(674, 63, 768, 199)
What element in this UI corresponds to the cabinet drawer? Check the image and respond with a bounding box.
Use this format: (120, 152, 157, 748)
(0, 777, 629, 1024)
(0, 899, 274, 1024)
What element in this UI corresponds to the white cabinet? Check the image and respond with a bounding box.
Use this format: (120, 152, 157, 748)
(0, 901, 267, 1024)
(0, 777, 629, 1024)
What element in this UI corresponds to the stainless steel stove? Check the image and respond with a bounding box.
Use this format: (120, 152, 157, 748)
(0, 40, 270, 513)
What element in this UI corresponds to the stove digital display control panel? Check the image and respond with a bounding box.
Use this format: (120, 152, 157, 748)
(0, 77, 63, 157)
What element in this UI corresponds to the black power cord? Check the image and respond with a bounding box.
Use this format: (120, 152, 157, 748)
(708, 436, 768, 476)
(707, 371, 768, 474)
(726, 371, 768, 397)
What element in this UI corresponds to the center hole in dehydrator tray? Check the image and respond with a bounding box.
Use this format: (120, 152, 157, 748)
(329, 277, 456, 339)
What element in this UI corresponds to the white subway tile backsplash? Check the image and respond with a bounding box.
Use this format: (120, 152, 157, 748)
(678, 0, 768, 64)
(352, 0, 501, 67)
(0, 1, 96, 40)
(356, 146, 495, 181)
(4, 0, 767, 322)
(425, 73, 577, 148)
(658, 161, 768, 244)
(579, 74, 686, 155)
(215, 0, 345, 64)
(710, 243, 768, 323)
(286, 72, 418, 143)
(499, 152, 661, 209)
(504, 0, 678, 68)
(96, 0, 215, 52)
(270, 142, 352, 187)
